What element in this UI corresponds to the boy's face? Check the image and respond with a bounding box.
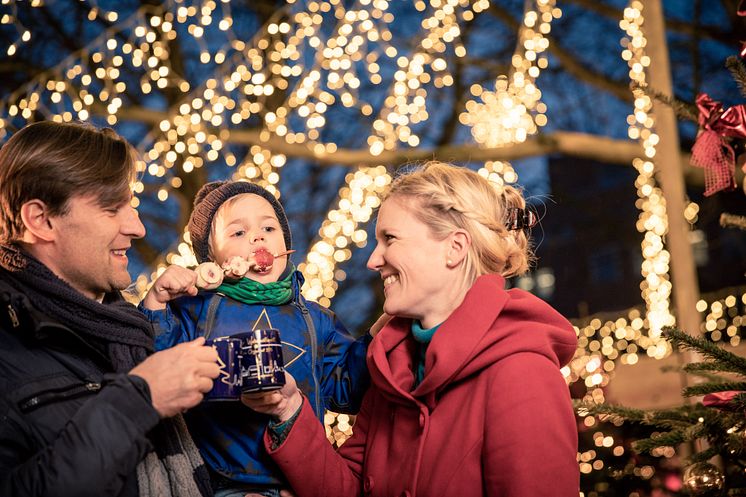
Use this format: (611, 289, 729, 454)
(210, 193, 288, 284)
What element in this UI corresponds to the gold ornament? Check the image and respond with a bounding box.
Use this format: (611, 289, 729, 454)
(682, 462, 724, 496)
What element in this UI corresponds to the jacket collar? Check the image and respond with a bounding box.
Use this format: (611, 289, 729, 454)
(369, 274, 509, 408)
(0, 278, 111, 365)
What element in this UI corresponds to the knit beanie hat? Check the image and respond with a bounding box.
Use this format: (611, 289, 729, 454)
(188, 181, 292, 263)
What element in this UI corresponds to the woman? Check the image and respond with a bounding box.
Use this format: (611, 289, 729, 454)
(243, 162, 579, 497)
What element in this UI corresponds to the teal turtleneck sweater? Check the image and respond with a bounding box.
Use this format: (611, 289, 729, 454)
(411, 320, 442, 387)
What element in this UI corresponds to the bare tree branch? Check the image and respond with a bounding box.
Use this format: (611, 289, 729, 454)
(488, 3, 633, 102)
(96, 103, 702, 184)
(562, 0, 741, 44)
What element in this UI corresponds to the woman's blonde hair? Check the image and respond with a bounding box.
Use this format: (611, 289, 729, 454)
(383, 161, 535, 283)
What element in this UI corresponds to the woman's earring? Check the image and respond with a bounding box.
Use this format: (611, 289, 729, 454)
(447, 259, 453, 266)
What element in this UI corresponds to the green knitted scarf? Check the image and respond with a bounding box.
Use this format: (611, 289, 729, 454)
(216, 265, 295, 305)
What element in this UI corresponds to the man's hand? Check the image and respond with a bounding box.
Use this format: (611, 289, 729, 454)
(241, 372, 303, 422)
(142, 265, 198, 310)
(130, 337, 220, 417)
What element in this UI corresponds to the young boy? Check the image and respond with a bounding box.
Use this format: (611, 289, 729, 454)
(140, 180, 371, 497)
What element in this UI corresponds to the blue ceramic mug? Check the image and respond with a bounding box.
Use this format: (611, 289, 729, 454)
(204, 336, 243, 401)
(237, 328, 286, 393)
(204, 329, 285, 401)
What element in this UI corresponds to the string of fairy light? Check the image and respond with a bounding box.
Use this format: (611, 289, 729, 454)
(138, 0, 404, 301)
(572, 1, 710, 480)
(0, 0, 36, 57)
(622, 1, 675, 351)
(1, 6, 192, 137)
(573, 2, 674, 478)
(460, 0, 558, 147)
(297, 0, 493, 306)
(304, 0, 558, 307)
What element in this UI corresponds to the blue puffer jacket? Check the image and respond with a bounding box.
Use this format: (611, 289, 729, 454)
(141, 270, 370, 489)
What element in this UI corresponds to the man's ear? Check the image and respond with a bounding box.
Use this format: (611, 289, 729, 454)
(446, 229, 471, 267)
(20, 200, 55, 243)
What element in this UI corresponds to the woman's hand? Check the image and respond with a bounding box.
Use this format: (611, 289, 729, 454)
(241, 372, 303, 422)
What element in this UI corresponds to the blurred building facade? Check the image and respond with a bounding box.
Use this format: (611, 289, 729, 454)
(529, 156, 746, 320)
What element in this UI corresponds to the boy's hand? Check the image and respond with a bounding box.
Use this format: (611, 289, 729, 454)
(241, 372, 303, 422)
(369, 312, 392, 338)
(142, 265, 199, 310)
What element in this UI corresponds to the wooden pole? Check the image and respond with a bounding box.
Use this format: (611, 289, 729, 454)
(642, 0, 702, 337)
(642, 4, 704, 465)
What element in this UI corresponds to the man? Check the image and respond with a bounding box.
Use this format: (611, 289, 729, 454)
(0, 121, 221, 496)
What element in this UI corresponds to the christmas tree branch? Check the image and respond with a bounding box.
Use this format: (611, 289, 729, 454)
(683, 361, 746, 380)
(690, 446, 719, 463)
(724, 393, 746, 412)
(633, 424, 705, 453)
(575, 401, 646, 423)
(726, 432, 746, 457)
(721, 212, 746, 231)
(726, 56, 746, 99)
(630, 82, 699, 122)
(577, 401, 710, 429)
(684, 381, 746, 397)
(664, 327, 746, 372)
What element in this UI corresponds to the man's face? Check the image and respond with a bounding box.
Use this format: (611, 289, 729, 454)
(45, 194, 145, 300)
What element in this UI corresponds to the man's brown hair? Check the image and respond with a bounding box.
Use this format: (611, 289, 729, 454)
(0, 121, 137, 242)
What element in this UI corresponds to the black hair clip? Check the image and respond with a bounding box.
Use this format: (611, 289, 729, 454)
(505, 207, 538, 231)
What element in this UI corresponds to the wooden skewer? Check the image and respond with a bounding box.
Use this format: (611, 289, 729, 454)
(273, 249, 296, 257)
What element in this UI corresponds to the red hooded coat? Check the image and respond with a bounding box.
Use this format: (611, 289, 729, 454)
(267, 274, 579, 497)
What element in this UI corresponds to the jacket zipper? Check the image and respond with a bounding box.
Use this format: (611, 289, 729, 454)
(294, 300, 322, 416)
(19, 381, 102, 413)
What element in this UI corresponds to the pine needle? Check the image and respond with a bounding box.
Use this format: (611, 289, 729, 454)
(684, 361, 746, 380)
(725, 393, 746, 412)
(575, 401, 646, 423)
(726, 56, 746, 99)
(633, 427, 697, 453)
(690, 446, 719, 463)
(684, 381, 746, 397)
(630, 82, 699, 122)
(664, 327, 746, 372)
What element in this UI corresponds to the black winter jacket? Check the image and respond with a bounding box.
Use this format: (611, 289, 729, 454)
(0, 280, 161, 496)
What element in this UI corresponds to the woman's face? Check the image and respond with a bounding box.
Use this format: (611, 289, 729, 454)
(367, 196, 456, 328)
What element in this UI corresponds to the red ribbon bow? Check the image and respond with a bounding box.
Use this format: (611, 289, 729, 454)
(703, 390, 743, 410)
(691, 93, 746, 196)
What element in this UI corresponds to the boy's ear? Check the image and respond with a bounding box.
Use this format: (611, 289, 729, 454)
(19, 199, 55, 242)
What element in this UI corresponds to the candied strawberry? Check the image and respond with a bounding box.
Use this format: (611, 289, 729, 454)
(253, 249, 274, 271)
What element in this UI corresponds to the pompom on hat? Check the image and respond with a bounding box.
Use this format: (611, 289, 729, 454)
(188, 181, 292, 263)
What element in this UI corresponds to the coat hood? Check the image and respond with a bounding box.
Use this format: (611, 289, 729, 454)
(368, 273, 577, 407)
